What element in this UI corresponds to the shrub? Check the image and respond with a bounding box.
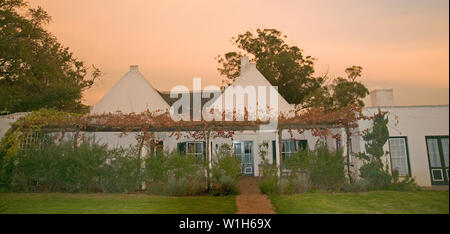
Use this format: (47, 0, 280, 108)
(285, 147, 345, 191)
(0, 137, 143, 193)
(359, 161, 392, 190)
(145, 152, 206, 196)
(341, 179, 370, 193)
(279, 173, 311, 194)
(259, 175, 279, 194)
(385, 170, 419, 191)
(210, 144, 241, 195)
(309, 147, 346, 191)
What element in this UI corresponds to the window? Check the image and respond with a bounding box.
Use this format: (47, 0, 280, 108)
(148, 140, 163, 157)
(388, 137, 411, 176)
(177, 141, 205, 162)
(281, 140, 298, 160)
(335, 138, 340, 151)
(281, 140, 307, 169)
(426, 136, 449, 185)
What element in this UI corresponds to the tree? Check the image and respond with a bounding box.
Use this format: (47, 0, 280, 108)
(359, 110, 389, 164)
(216, 28, 323, 104)
(0, 0, 101, 113)
(331, 66, 368, 183)
(307, 65, 369, 183)
(357, 110, 392, 188)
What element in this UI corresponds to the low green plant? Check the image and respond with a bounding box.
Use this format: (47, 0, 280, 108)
(0, 136, 143, 193)
(385, 170, 419, 191)
(145, 152, 206, 196)
(359, 161, 392, 190)
(210, 144, 241, 196)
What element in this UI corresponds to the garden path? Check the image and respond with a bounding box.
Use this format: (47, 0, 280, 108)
(235, 177, 276, 214)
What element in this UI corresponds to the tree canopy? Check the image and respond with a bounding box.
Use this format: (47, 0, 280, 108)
(216, 28, 369, 109)
(216, 28, 322, 105)
(0, 0, 101, 114)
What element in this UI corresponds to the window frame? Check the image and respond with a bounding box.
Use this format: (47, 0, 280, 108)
(388, 136, 412, 177)
(178, 141, 206, 162)
(425, 135, 449, 185)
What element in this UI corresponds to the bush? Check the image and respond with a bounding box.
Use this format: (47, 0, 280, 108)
(0, 138, 143, 193)
(259, 176, 279, 194)
(341, 179, 370, 193)
(308, 147, 346, 191)
(285, 147, 345, 191)
(279, 173, 311, 194)
(258, 147, 345, 194)
(359, 161, 392, 190)
(384, 170, 419, 191)
(145, 152, 206, 196)
(210, 144, 241, 195)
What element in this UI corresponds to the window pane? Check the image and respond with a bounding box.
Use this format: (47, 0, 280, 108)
(290, 141, 297, 152)
(282, 142, 287, 153)
(233, 143, 241, 156)
(441, 138, 449, 167)
(389, 138, 409, 176)
(197, 142, 203, 154)
(244, 142, 251, 154)
(427, 139, 441, 167)
(187, 143, 195, 154)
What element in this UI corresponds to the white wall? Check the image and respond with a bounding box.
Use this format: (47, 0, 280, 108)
(0, 113, 29, 140)
(357, 105, 449, 186)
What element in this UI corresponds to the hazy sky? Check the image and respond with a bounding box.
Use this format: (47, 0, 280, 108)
(32, 0, 449, 106)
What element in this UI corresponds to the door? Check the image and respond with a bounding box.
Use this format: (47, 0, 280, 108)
(233, 141, 254, 176)
(426, 136, 449, 185)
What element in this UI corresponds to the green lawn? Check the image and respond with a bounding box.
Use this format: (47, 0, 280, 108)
(0, 193, 237, 214)
(270, 190, 449, 214)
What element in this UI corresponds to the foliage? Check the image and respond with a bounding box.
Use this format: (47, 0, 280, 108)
(359, 111, 389, 163)
(340, 179, 370, 193)
(260, 147, 344, 194)
(278, 173, 310, 195)
(329, 66, 369, 109)
(210, 144, 241, 196)
(385, 170, 419, 191)
(359, 161, 392, 190)
(355, 110, 417, 190)
(0, 0, 102, 113)
(259, 175, 279, 195)
(145, 152, 206, 196)
(0, 138, 142, 193)
(286, 147, 346, 191)
(216, 28, 322, 104)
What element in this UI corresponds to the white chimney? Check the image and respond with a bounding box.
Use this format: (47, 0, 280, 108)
(130, 65, 139, 72)
(240, 56, 250, 74)
(370, 89, 395, 106)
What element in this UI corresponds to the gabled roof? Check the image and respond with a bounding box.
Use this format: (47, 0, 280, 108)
(209, 56, 295, 117)
(158, 90, 221, 118)
(91, 66, 170, 114)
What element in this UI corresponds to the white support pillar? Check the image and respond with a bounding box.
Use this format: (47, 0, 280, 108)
(276, 130, 281, 177)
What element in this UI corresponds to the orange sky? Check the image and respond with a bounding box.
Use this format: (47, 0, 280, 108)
(32, 0, 449, 106)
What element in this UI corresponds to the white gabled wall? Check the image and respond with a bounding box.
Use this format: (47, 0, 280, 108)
(209, 57, 295, 119)
(91, 66, 170, 114)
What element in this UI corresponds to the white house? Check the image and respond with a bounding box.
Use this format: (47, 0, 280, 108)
(355, 89, 449, 186)
(0, 59, 448, 187)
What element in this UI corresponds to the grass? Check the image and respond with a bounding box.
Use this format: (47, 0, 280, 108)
(269, 190, 449, 214)
(0, 193, 237, 214)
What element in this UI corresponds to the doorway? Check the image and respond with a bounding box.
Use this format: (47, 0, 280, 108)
(233, 141, 254, 176)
